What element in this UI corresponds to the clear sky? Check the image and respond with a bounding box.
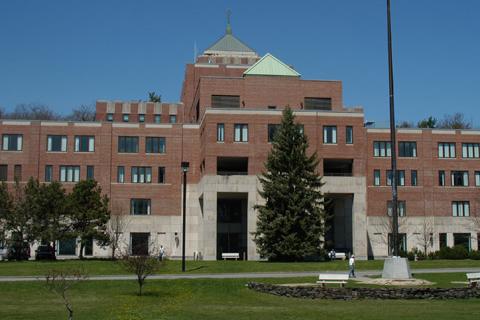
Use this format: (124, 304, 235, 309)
(1, 0, 479, 126)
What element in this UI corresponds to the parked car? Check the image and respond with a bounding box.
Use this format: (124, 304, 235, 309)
(35, 245, 56, 260)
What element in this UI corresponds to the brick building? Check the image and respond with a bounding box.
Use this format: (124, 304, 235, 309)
(1, 24, 479, 260)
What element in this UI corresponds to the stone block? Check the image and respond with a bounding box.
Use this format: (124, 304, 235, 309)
(382, 257, 412, 279)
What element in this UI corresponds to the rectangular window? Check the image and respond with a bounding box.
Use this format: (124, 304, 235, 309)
(154, 114, 161, 124)
(0, 165, 7, 181)
(439, 233, 447, 249)
(268, 124, 280, 143)
(439, 170, 446, 186)
(130, 199, 151, 215)
(74, 136, 95, 152)
(117, 166, 125, 183)
(211, 95, 240, 108)
(59, 166, 80, 182)
(453, 233, 471, 252)
(388, 233, 407, 255)
(145, 137, 166, 153)
(475, 171, 480, 187)
(138, 114, 145, 123)
(158, 167, 165, 183)
(217, 124, 225, 142)
(387, 200, 406, 217)
(304, 97, 332, 110)
(58, 238, 76, 255)
(118, 136, 139, 153)
(107, 113, 113, 121)
(45, 165, 53, 182)
(399, 141, 417, 157)
(169, 115, 177, 123)
(373, 141, 391, 157)
(234, 124, 248, 142)
(386, 170, 405, 186)
(438, 142, 456, 158)
(122, 114, 129, 122)
(47, 135, 67, 152)
(346, 126, 353, 144)
(130, 232, 150, 255)
(374, 169, 381, 186)
(2, 134, 23, 151)
(13, 165, 21, 181)
(462, 143, 480, 158)
(86, 166, 94, 180)
(451, 171, 469, 187)
(452, 201, 470, 217)
(323, 126, 337, 144)
(131, 167, 152, 183)
(411, 170, 418, 186)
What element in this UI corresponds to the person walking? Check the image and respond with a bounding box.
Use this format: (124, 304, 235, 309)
(348, 254, 356, 278)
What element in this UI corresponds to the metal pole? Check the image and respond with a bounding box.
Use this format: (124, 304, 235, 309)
(387, 0, 399, 257)
(182, 170, 187, 272)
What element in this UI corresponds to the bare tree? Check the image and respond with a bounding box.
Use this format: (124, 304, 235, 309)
(65, 104, 96, 121)
(45, 268, 88, 320)
(0, 106, 5, 119)
(437, 112, 472, 129)
(106, 204, 130, 260)
(397, 120, 414, 128)
(8, 103, 61, 120)
(415, 216, 434, 256)
(119, 254, 163, 296)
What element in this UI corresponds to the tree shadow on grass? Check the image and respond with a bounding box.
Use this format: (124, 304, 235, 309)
(186, 265, 207, 272)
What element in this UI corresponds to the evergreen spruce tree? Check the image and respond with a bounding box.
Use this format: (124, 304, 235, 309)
(254, 107, 326, 261)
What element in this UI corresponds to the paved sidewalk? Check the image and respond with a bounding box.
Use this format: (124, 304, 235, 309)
(0, 267, 479, 282)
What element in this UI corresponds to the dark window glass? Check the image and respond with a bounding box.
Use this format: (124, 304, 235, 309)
(131, 167, 152, 183)
(438, 142, 455, 158)
(138, 114, 145, 123)
(388, 233, 407, 255)
(117, 166, 125, 183)
(387, 200, 406, 217)
(158, 167, 165, 183)
(131, 233, 149, 255)
(399, 141, 417, 157)
(304, 97, 332, 110)
(118, 136, 139, 153)
(74, 136, 94, 152)
(373, 141, 391, 157)
(217, 124, 225, 142)
(0, 165, 7, 181)
(234, 124, 248, 142)
(130, 199, 151, 215)
(411, 170, 418, 186)
(323, 126, 337, 144)
(452, 201, 470, 217)
(45, 165, 53, 182)
(211, 95, 240, 108)
(58, 238, 76, 255)
(84, 237, 93, 256)
(439, 170, 446, 186)
(154, 114, 161, 123)
(387, 170, 405, 186)
(268, 124, 280, 142)
(346, 126, 353, 144)
(145, 137, 166, 153)
(122, 114, 129, 122)
(87, 166, 94, 180)
(462, 143, 480, 158)
(451, 171, 469, 186)
(453, 233, 471, 252)
(13, 165, 21, 181)
(107, 113, 113, 121)
(169, 115, 177, 123)
(60, 166, 80, 182)
(47, 135, 67, 152)
(439, 233, 447, 249)
(2, 134, 23, 151)
(373, 169, 381, 186)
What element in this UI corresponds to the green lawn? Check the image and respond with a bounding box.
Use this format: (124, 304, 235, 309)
(0, 259, 479, 277)
(0, 273, 478, 320)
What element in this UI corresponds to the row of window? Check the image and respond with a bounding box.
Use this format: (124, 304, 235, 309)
(117, 166, 166, 184)
(374, 169, 480, 187)
(373, 170, 418, 186)
(107, 113, 177, 124)
(384, 200, 470, 217)
(373, 141, 480, 159)
(0, 164, 22, 181)
(210, 95, 333, 111)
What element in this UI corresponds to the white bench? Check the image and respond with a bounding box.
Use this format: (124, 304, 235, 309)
(221, 253, 240, 260)
(466, 272, 480, 287)
(316, 273, 349, 288)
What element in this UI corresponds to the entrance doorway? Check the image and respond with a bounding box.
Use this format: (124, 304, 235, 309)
(324, 194, 353, 254)
(217, 193, 248, 260)
(131, 232, 150, 255)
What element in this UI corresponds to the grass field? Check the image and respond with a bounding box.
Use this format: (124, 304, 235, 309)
(1, 259, 479, 277)
(0, 273, 478, 320)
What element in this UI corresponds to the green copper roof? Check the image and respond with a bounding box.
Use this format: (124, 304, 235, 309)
(205, 33, 255, 53)
(243, 53, 301, 77)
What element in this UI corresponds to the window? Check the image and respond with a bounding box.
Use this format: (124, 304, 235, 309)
(58, 238, 76, 255)
(87, 166, 94, 180)
(74, 136, 95, 152)
(130, 232, 150, 255)
(211, 95, 240, 108)
(45, 165, 53, 182)
(304, 97, 332, 110)
(138, 114, 145, 123)
(169, 115, 177, 123)
(158, 167, 165, 183)
(154, 114, 161, 124)
(131, 167, 152, 183)
(387, 170, 405, 186)
(323, 126, 337, 144)
(399, 141, 417, 157)
(2, 134, 23, 151)
(47, 135, 67, 152)
(439, 233, 447, 249)
(439, 170, 446, 186)
(130, 199, 151, 215)
(268, 124, 280, 143)
(13, 165, 21, 181)
(217, 124, 225, 142)
(122, 114, 129, 122)
(387, 200, 406, 217)
(411, 170, 418, 186)
(346, 126, 353, 144)
(462, 143, 480, 158)
(234, 124, 248, 142)
(438, 142, 455, 158)
(118, 136, 139, 153)
(452, 201, 470, 217)
(373, 141, 391, 157)
(84, 237, 93, 256)
(453, 233, 471, 252)
(374, 169, 381, 186)
(0, 165, 7, 181)
(107, 113, 113, 122)
(388, 233, 407, 255)
(117, 166, 125, 183)
(451, 171, 469, 187)
(145, 137, 166, 153)
(475, 171, 480, 187)
(60, 166, 80, 182)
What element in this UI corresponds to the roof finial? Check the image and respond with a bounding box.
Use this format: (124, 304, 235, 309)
(226, 9, 232, 35)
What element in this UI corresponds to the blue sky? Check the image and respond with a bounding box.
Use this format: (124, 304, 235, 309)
(1, 0, 479, 125)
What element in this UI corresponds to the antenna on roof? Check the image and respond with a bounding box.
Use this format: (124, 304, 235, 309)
(226, 9, 232, 35)
(193, 41, 197, 63)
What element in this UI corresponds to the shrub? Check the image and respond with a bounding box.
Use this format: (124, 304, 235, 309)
(406, 248, 426, 261)
(437, 245, 469, 260)
(469, 250, 480, 260)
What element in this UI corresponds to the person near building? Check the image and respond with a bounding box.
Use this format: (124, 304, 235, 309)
(348, 254, 356, 278)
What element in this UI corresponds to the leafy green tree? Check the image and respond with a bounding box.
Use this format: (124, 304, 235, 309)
(417, 116, 437, 128)
(0, 182, 13, 246)
(148, 92, 161, 103)
(68, 180, 110, 259)
(253, 107, 327, 261)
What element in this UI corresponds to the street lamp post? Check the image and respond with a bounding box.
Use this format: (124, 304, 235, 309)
(181, 161, 189, 272)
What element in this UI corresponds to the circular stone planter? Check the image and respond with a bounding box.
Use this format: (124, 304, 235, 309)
(247, 282, 480, 300)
